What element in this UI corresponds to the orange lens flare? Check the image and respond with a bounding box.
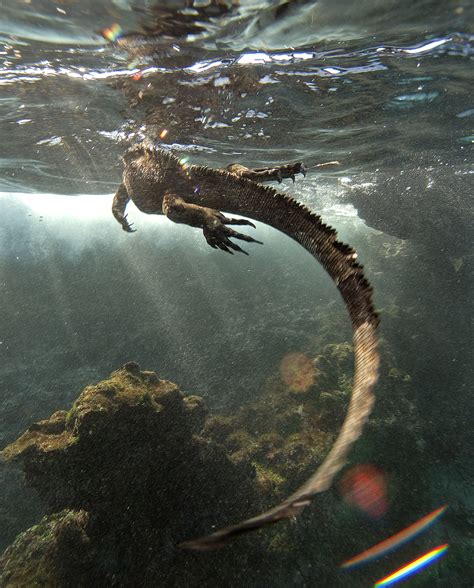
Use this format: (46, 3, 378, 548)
(340, 464, 388, 519)
(279, 352, 316, 392)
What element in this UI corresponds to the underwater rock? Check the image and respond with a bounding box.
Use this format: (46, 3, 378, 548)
(0, 348, 432, 586)
(0, 363, 266, 586)
(202, 414, 236, 444)
(200, 346, 346, 502)
(317, 391, 347, 432)
(347, 166, 472, 258)
(0, 510, 91, 587)
(313, 342, 354, 393)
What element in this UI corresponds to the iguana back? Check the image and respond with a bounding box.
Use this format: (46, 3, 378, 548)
(120, 145, 380, 549)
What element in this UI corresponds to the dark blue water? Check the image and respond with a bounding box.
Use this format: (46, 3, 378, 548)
(0, 1, 472, 586)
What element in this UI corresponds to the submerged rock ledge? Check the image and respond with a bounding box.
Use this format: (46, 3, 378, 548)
(0, 362, 265, 586)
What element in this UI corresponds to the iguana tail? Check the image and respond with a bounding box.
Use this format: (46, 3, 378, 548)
(179, 162, 380, 549)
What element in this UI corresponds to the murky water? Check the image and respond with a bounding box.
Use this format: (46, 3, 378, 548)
(0, 1, 473, 586)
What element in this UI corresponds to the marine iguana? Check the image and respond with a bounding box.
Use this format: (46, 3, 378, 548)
(112, 143, 380, 549)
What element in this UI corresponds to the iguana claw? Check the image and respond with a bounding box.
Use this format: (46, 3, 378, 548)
(122, 215, 136, 233)
(203, 214, 262, 255)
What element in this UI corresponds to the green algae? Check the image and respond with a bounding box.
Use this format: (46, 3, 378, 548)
(0, 363, 266, 586)
(252, 461, 286, 493)
(0, 324, 435, 586)
(0, 510, 90, 588)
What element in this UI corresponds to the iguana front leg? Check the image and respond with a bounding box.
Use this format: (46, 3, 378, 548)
(112, 183, 136, 233)
(226, 161, 306, 183)
(162, 192, 262, 255)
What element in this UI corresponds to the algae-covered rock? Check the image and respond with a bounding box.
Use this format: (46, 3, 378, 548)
(195, 342, 357, 504)
(316, 390, 347, 431)
(0, 510, 90, 588)
(0, 363, 266, 586)
(1, 361, 202, 514)
(202, 414, 236, 444)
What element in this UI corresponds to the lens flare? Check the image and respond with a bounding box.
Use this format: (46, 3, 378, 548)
(341, 504, 447, 569)
(100, 23, 123, 42)
(340, 464, 388, 519)
(279, 352, 317, 393)
(374, 544, 448, 587)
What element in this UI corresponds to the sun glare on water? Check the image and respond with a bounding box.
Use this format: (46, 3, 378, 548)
(2, 193, 167, 226)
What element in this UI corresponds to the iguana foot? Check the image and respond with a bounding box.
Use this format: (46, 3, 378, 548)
(203, 212, 262, 255)
(121, 214, 137, 233)
(162, 192, 262, 255)
(226, 162, 306, 184)
(112, 184, 137, 233)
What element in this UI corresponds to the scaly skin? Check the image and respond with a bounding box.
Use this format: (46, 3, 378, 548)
(112, 143, 380, 549)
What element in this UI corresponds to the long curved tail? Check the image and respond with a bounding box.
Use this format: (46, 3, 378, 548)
(175, 158, 380, 549)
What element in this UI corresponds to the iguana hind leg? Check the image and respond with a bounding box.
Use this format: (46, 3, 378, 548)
(226, 161, 306, 184)
(112, 183, 136, 233)
(162, 192, 262, 255)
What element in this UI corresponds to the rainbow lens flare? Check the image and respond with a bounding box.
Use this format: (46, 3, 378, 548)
(101, 23, 123, 42)
(341, 504, 447, 569)
(374, 544, 448, 587)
